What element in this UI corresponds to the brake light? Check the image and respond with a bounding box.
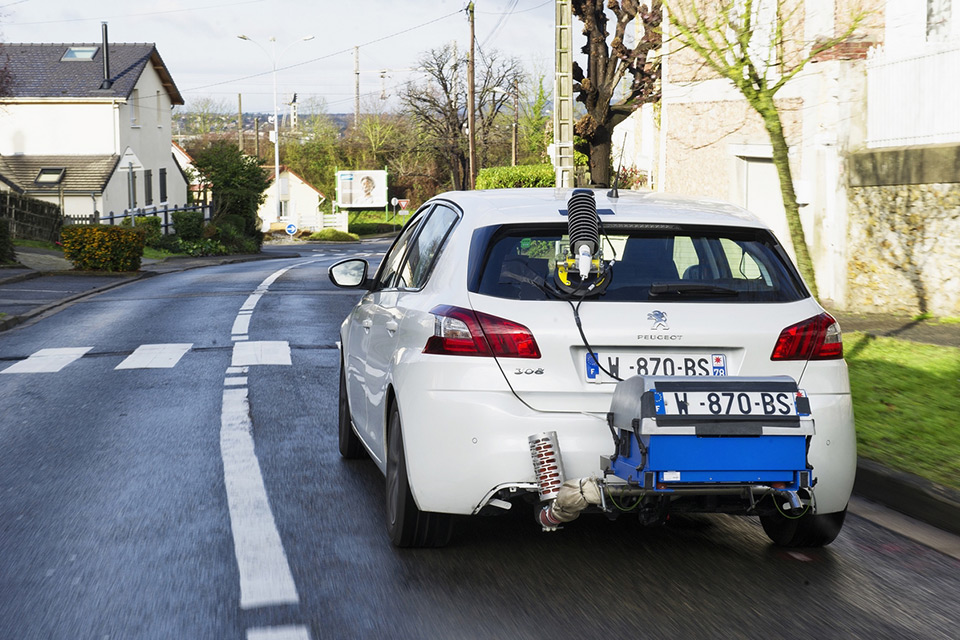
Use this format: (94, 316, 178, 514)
(771, 312, 843, 361)
(423, 305, 540, 358)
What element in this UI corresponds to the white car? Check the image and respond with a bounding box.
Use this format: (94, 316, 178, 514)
(329, 188, 855, 549)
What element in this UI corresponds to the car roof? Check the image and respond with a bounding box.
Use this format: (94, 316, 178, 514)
(431, 188, 770, 230)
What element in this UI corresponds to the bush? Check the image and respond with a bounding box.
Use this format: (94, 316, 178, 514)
(172, 210, 205, 240)
(0, 218, 15, 263)
(61, 225, 145, 271)
(476, 164, 555, 189)
(309, 228, 360, 242)
(174, 238, 229, 257)
(120, 216, 163, 247)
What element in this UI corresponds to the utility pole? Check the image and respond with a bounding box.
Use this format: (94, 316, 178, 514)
(554, 0, 575, 188)
(255, 117, 261, 159)
(512, 78, 519, 166)
(354, 46, 360, 128)
(467, 2, 477, 190)
(237, 93, 243, 151)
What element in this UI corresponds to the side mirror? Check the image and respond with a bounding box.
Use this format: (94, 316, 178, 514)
(329, 258, 372, 289)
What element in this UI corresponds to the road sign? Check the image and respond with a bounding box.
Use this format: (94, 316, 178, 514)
(391, 197, 399, 207)
(398, 199, 410, 210)
(286, 223, 298, 236)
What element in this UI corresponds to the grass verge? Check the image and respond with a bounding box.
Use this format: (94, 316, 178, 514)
(846, 331, 960, 489)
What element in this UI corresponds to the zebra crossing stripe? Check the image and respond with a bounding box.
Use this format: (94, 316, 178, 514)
(1, 347, 92, 374)
(115, 344, 193, 370)
(231, 341, 292, 366)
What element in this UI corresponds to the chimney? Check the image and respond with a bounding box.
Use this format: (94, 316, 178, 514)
(99, 22, 112, 90)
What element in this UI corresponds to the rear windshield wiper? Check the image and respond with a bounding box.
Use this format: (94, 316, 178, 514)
(649, 282, 739, 297)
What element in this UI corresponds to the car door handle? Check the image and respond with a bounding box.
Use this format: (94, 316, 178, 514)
(362, 319, 373, 331)
(385, 320, 399, 334)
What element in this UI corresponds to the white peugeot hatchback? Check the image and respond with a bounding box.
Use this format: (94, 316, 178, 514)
(329, 188, 855, 549)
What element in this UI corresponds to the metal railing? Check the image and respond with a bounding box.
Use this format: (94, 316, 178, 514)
(68, 203, 212, 234)
(866, 42, 960, 148)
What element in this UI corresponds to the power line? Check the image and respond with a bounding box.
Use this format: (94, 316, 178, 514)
(184, 9, 462, 93)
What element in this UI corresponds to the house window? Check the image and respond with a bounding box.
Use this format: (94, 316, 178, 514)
(35, 168, 65, 185)
(144, 169, 153, 206)
(130, 89, 140, 126)
(159, 168, 167, 203)
(61, 46, 98, 61)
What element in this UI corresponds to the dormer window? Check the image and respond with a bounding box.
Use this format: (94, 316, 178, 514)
(61, 46, 98, 61)
(35, 168, 65, 185)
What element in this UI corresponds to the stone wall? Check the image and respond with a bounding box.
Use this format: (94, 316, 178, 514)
(846, 145, 960, 316)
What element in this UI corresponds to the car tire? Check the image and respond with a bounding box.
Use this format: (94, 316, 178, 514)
(760, 507, 847, 548)
(385, 405, 453, 548)
(338, 361, 365, 459)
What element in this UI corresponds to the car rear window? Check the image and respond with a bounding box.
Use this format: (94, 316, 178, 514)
(472, 224, 807, 302)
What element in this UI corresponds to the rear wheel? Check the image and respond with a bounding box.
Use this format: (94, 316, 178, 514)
(338, 361, 364, 459)
(385, 405, 453, 548)
(760, 507, 847, 548)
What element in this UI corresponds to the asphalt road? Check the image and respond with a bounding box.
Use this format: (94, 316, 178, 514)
(1, 240, 958, 640)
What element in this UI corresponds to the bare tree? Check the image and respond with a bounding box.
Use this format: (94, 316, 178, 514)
(664, 0, 867, 297)
(571, 0, 662, 187)
(402, 44, 521, 190)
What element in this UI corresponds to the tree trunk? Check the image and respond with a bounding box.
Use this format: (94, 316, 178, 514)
(759, 106, 819, 299)
(588, 126, 613, 187)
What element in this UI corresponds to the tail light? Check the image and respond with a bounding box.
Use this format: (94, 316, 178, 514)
(423, 305, 540, 358)
(771, 312, 843, 361)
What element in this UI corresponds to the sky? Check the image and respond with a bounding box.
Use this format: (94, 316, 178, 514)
(0, 0, 557, 115)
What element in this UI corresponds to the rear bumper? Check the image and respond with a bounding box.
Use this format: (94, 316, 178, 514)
(396, 363, 856, 516)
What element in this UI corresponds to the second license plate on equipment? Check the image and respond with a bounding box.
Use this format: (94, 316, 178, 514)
(585, 352, 728, 383)
(653, 389, 799, 417)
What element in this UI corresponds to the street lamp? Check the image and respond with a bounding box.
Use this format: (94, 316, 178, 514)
(238, 34, 314, 223)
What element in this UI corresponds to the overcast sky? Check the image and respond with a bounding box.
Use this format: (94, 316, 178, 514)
(1, 0, 556, 114)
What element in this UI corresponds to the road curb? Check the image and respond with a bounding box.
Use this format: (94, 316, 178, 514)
(854, 457, 960, 537)
(0, 253, 292, 332)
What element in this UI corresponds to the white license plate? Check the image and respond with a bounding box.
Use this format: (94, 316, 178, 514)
(654, 389, 798, 417)
(585, 352, 728, 383)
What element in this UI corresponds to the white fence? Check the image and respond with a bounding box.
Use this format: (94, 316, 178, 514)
(866, 43, 960, 148)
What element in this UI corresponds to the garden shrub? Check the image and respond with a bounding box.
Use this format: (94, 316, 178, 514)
(309, 228, 360, 242)
(120, 216, 163, 247)
(476, 164, 555, 189)
(174, 238, 229, 257)
(0, 219, 15, 263)
(61, 225, 145, 271)
(172, 210, 204, 240)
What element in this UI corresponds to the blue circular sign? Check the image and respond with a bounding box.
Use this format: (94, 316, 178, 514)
(285, 223, 298, 235)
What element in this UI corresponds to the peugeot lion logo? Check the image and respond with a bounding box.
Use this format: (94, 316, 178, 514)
(648, 310, 669, 331)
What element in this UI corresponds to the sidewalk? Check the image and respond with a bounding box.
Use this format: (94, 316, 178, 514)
(2, 248, 958, 546)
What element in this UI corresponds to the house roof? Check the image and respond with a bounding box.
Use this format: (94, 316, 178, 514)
(268, 165, 326, 198)
(0, 43, 184, 105)
(0, 154, 120, 193)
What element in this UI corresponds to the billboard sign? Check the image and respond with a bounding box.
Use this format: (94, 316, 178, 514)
(336, 170, 387, 209)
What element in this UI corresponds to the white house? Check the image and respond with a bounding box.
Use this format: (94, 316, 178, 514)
(0, 30, 189, 221)
(615, 0, 960, 315)
(259, 166, 344, 233)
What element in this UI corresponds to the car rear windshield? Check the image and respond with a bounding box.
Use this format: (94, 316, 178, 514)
(472, 224, 807, 302)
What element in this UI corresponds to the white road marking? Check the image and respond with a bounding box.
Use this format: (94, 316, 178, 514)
(232, 314, 252, 335)
(232, 341, 291, 366)
(247, 626, 312, 640)
(221, 387, 299, 609)
(224, 377, 248, 386)
(240, 293, 263, 311)
(226, 366, 249, 375)
(232, 335, 249, 341)
(1, 347, 92, 374)
(115, 343, 193, 370)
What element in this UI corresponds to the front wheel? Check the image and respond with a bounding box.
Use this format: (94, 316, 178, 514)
(385, 405, 453, 548)
(760, 507, 847, 548)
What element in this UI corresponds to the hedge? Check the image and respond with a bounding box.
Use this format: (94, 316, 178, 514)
(121, 216, 162, 247)
(61, 225, 145, 271)
(476, 164, 556, 189)
(172, 210, 204, 240)
(0, 218, 15, 263)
